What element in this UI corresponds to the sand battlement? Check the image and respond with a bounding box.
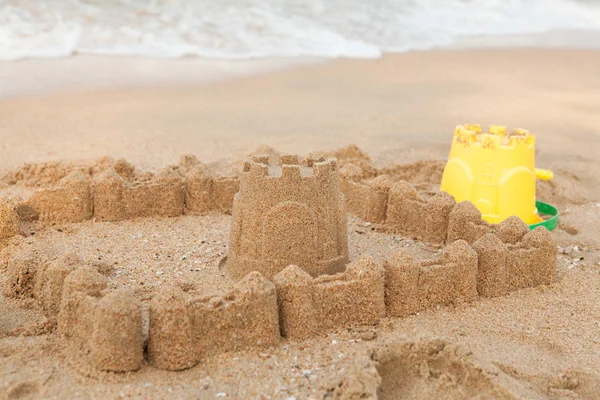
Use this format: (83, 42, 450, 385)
(2, 226, 556, 374)
(385, 240, 478, 317)
(0, 157, 240, 228)
(473, 226, 556, 297)
(148, 271, 280, 371)
(341, 175, 553, 250)
(227, 154, 349, 280)
(342, 177, 456, 243)
(94, 166, 185, 221)
(58, 266, 144, 372)
(243, 154, 338, 180)
(274, 256, 385, 340)
(27, 170, 93, 223)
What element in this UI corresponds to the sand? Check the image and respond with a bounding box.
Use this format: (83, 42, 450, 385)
(1, 49, 600, 399)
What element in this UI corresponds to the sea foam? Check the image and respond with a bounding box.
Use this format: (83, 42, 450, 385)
(1, 0, 600, 60)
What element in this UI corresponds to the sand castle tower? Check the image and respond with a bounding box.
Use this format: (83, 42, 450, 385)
(226, 154, 349, 280)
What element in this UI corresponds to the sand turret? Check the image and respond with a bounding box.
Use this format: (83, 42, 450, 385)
(227, 154, 349, 280)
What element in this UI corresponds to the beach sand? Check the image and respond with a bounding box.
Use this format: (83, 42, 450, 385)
(0, 49, 599, 399)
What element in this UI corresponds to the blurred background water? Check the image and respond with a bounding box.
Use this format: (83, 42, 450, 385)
(2, 0, 600, 60)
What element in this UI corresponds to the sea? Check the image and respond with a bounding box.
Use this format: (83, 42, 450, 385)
(1, 0, 600, 61)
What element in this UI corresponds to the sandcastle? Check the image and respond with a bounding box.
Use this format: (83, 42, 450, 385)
(226, 154, 349, 279)
(0, 148, 558, 375)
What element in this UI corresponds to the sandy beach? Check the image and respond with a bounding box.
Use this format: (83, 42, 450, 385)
(1, 49, 600, 399)
(1, 50, 599, 196)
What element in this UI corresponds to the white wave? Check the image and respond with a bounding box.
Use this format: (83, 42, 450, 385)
(1, 0, 600, 60)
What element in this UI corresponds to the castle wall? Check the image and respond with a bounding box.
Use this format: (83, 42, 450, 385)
(339, 177, 388, 223)
(147, 271, 280, 371)
(385, 224, 555, 313)
(147, 287, 197, 370)
(340, 178, 456, 245)
(27, 171, 92, 223)
(273, 256, 385, 340)
(211, 177, 240, 214)
(58, 266, 108, 339)
(93, 167, 185, 221)
(123, 168, 185, 218)
(93, 165, 240, 222)
(184, 166, 213, 215)
(338, 171, 554, 264)
(471, 233, 507, 297)
(184, 167, 241, 215)
(4, 245, 144, 373)
(363, 175, 392, 224)
(472, 227, 556, 297)
(341, 176, 540, 251)
(447, 201, 492, 244)
(447, 201, 535, 247)
(384, 240, 478, 318)
(339, 178, 367, 219)
(93, 169, 126, 221)
(2, 233, 555, 373)
(15, 160, 239, 225)
(386, 181, 456, 244)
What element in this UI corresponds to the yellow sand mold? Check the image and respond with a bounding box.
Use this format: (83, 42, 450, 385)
(441, 124, 543, 225)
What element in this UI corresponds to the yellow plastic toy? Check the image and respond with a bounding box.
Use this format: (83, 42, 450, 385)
(440, 124, 553, 225)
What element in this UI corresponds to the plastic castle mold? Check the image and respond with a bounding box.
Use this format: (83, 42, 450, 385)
(440, 124, 554, 225)
(226, 154, 349, 280)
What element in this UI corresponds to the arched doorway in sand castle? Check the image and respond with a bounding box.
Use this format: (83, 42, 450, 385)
(261, 201, 317, 271)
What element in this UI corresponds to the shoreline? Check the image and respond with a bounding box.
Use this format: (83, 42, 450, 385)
(3, 42, 600, 99)
(0, 55, 322, 99)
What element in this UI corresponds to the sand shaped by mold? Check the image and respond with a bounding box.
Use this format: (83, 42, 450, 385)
(0, 148, 557, 376)
(226, 154, 349, 280)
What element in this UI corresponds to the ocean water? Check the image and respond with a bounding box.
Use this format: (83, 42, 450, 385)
(1, 0, 600, 60)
